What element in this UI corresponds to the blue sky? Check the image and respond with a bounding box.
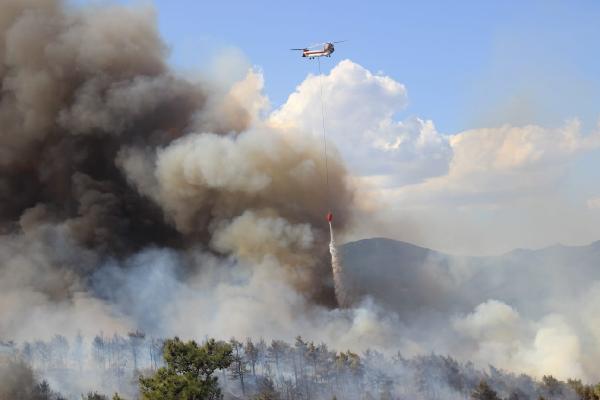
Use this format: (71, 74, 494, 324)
(104, 0, 600, 135)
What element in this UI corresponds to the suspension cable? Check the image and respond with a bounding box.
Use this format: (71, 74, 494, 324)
(317, 57, 330, 211)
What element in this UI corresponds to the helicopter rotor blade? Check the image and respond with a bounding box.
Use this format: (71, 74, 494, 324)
(290, 40, 346, 51)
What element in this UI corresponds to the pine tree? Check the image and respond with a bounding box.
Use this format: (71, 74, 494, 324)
(139, 337, 233, 400)
(229, 338, 249, 395)
(245, 339, 259, 378)
(127, 330, 146, 371)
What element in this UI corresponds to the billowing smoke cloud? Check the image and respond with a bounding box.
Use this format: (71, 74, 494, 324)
(0, 0, 357, 346)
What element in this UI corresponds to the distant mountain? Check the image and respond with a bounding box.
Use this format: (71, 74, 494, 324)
(339, 237, 600, 318)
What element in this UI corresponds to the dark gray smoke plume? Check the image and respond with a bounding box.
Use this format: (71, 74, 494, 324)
(0, 0, 355, 343)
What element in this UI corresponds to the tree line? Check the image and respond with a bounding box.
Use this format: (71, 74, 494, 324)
(2, 334, 600, 400)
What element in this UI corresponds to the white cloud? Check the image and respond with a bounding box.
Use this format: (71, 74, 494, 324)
(450, 119, 599, 177)
(377, 119, 600, 254)
(270, 60, 452, 185)
(269, 59, 599, 201)
(394, 119, 600, 205)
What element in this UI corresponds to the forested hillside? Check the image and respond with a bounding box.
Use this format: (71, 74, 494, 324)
(1, 335, 598, 400)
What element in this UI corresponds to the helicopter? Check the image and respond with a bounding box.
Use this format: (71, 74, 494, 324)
(291, 41, 345, 59)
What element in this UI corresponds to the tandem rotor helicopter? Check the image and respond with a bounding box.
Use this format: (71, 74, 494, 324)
(291, 41, 346, 59)
(290, 40, 347, 224)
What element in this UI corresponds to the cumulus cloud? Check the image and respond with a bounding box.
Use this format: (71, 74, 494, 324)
(374, 119, 600, 254)
(270, 60, 452, 185)
(406, 119, 600, 200)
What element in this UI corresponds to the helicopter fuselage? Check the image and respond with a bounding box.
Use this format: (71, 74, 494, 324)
(302, 43, 335, 59)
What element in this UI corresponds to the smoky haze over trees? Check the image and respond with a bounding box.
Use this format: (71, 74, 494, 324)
(2, 334, 599, 400)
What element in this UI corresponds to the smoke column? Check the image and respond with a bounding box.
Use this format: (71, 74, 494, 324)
(329, 221, 348, 307)
(0, 0, 357, 345)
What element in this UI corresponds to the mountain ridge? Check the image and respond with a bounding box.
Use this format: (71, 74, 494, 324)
(338, 236, 600, 319)
(341, 236, 600, 258)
